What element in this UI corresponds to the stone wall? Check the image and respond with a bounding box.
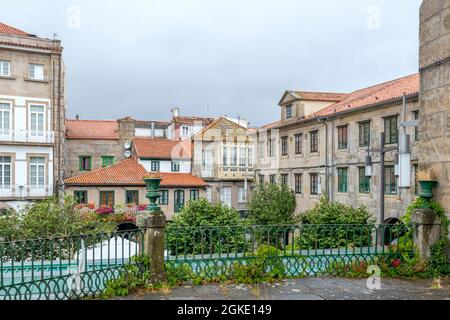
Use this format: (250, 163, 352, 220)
(419, 0, 450, 215)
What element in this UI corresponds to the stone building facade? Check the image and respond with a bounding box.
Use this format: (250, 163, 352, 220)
(418, 0, 450, 215)
(0, 22, 65, 211)
(256, 74, 421, 223)
(192, 117, 255, 213)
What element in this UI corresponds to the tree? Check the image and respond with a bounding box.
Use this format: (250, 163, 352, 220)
(248, 184, 296, 226)
(166, 199, 249, 255)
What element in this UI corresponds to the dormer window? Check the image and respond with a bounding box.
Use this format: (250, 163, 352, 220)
(286, 105, 293, 119)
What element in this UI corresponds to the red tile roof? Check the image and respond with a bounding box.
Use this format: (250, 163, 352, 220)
(295, 91, 349, 102)
(64, 158, 207, 188)
(0, 22, 32, 37)
(66, 120, 119, 140)
(133, 138, 191, 160)
(314, 73, 419, 117)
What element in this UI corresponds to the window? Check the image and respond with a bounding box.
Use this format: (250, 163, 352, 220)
(270, 175, 276, 185)
(259, 175, 265, 185)
(247, 148, 253, 167)
(174, 190, 185, 212)
(310, 173, 318, 195)
(29, 64, 44, 80)
(310, 131, 319, 153)
(239, 147, 246, 167)
(0, 61, 11, 77)
(230, 146, 237, 167)
(30, 157, 45, 188)
(359, 167, 371, 194)
(258, 141, 265, 159)
(100, 191, 115, 207)
(205, 187, 212, 203)
(0, 156, 11, 189)
(30, 105, 45, 136)
(359, 121, 371, 147)
(190, 189, 199, 201)
(281, 174, 288, 186)
(0, 103, 11, 134)
(295, 134, 302, 154)
(337, 168, 348, 193)
(295, 174, 302, 194)
(337, 126, 348, 149)
(74, 191, 88, 205)
(414, 111, 419, 141)
(202, 150, 212, 170)
(238, 187, 247, 203)
(268, 138, 275, 157)
(182, 126, 189, 136)
(125, 190, 139, 205)
(223, 146, 228, 166)
(79, 156, 92, 171)
(101, 156, 114, 167)
(286, 105, 293, 119)
(384, 116, 398, 144)
(220, 187, 231, 207)
(385, 166, 398, 195)
(171, 161, 180, 172)
(151, 161, 160, 172)
(281, 137, 288, 156)
(159, 190, 169, 205)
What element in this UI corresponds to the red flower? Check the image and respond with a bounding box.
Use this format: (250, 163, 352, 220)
(392, 259, 401, 268)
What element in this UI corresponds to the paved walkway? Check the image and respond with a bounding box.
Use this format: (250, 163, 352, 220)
(122, 277, 450, 300)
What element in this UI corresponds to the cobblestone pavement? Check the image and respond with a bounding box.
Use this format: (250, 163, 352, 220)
(121, 277, 450, 300)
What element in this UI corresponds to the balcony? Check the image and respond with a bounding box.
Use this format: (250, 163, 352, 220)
(0, 185, 54, 199)
(0, 129, 55, 144)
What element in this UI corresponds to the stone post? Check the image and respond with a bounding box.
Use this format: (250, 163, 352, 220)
(135, 176, 167, 283)
(136, 211, 167, 283)
(411, 208, 441, 260)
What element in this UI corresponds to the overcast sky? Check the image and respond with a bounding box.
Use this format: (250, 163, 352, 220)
(2, 0, 421, 126)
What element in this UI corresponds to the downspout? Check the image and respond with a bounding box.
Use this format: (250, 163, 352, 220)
(330, 119, 335, 202)
(57, 47, 64, 200)
(318, 117, 329, 198)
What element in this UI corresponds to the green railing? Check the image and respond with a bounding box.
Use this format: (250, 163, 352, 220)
(165, 224, 415, 277)
(0, 229, 144, 300)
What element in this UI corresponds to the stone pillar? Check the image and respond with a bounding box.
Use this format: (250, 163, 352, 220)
(411, 208, 442, 260)
(136, 211, 167, 283)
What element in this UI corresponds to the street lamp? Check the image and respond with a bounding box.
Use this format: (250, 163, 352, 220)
(365, 154, 373, 177)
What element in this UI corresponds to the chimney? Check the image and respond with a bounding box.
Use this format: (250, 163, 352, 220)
(151, 121, 155, 139)
(75, 114, 79, 121)
(171, 107, 180, 118)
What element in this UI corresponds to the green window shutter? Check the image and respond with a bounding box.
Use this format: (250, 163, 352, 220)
(338, 168, 348, 193)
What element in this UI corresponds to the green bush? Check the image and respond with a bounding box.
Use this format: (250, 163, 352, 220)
(0, 196, 117, 242)
(166, 199, 249, 255)
(248, 183, 296, 226)
(297, 196, 374, 249)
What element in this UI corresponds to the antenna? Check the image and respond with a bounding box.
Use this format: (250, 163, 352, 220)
(53, 33, 59, 40)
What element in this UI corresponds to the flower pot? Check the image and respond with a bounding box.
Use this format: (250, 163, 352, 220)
(418, 180, 437, 208)
(143, 177, 163, 213)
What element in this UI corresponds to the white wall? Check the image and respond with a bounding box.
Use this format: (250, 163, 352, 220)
(135, 128, 166, 138)
(139, 159, 191, 173)
(0, 145, 54, 188)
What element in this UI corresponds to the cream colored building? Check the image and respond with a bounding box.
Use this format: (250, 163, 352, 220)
(192, 117, 255, 213)
(0, 22, 65, 211)
(256, 74, 421, 223)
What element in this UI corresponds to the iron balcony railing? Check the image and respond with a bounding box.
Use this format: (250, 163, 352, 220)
(0, 129, 55, 144)
(0, 185, 54, 198)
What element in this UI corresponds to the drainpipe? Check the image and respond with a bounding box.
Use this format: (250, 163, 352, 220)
(151, 121, 155, 139)
(330, 119, 335, 202)
(318, 117, 329, 198)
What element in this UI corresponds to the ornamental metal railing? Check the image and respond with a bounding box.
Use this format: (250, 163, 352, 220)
(165, 224, 415, 278)
(0, 229, 144, 300)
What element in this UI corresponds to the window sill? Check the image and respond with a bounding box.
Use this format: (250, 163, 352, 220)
(0, 75, 16, 80)
(24, 78, 50, 84)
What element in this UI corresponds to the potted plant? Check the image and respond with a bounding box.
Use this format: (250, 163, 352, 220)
(143, 173, 163, 213)
(416, 168, 437, 207)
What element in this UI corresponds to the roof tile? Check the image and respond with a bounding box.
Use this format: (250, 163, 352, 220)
(0, 22, 31, 37)
(64, 158, 207, 188)
(133, 138, 191, 160)
(66, 120, 119, 140)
